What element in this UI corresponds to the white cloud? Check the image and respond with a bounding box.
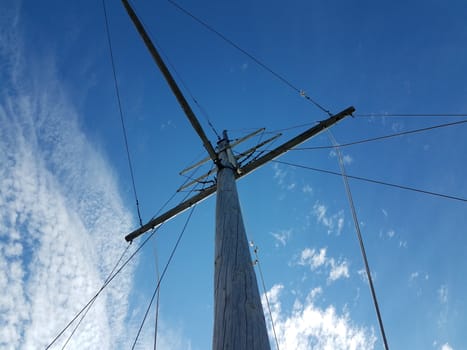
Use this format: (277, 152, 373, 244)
(273, 163, 287, 185)
(438, 285, 448, 304)
(357, 269, 377, 284)
(262, 284, 376, 349)
(0, 12, 154, 348)
(302, 184, 313, 194)
(299, 248, 327, 269)
(127, 317, 193, 350)
(270, 229, 292, 247)
(313, 202, 345, 235)
(409, 271, 429, 283)
(298, 247, 350, 283)
(160, 119, 175, 130)
(387, 229, 395, 238)
(343, 154, 353, 165)
(409, 272, 419, 281)
(329, 150, 353, 165)
(309, 287, 323, 301)
(441, 343, 453, 350)
(272, 163, 297, 192)
(329, 260, 350, 282)
(0, 8, 194, 349)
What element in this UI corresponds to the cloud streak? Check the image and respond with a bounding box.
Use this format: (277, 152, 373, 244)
(313, 202, 345, 235)
(262, 284, 376, 349)
(0, 8, 137, 349)
(297, 247, 350, 283)
(270, 229, 292, 247)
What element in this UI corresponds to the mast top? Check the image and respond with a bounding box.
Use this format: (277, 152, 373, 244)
(121, 0, 218, 163)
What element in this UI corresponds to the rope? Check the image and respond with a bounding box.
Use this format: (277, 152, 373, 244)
(103, 0, 143, 226)
(153, 242, 161, 350)
(157, 44, 221, 140)
(46, 243, 133, 349)
(356, 113, 467, 118)
(273, 160, 467, 203)
(327, 131, 389, 350)
(264, 122, 315, 134)
(133, 2, 221, 140)
(167, 0, 332, 116)
(293, 119, 467, 150)
(46, 151, 206, 348)
(60, 242, 132, 350)
(131, 205, 197, 349)
(251, 242, 280, 350)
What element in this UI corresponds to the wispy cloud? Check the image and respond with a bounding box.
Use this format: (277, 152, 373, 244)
(272, 163, 297, 193)
(302, 184, 313, 194)
(409, 271, 429, 283)
(438, 285, 448, 304)
(272, 163, 287, 185)
(0, 9, 142, 348)
(270, 229, 292, 247)
(357, 268, 377, 284)
(441, 343, 453, 350)
(160, 119, 176, 130)
(299, 248, 327, 269)
(262, 284, 376, 349)
(329, 260, 350, 282)
(297, 247, 350, 283)
(312, 202, 345, 235)
(329, 150, 353, 165)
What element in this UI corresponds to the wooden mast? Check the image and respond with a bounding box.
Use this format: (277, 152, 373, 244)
(120, 2, 355, 349)
(213, 131, 270, 349)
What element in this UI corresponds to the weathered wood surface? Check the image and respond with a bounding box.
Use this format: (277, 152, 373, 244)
(213, 141, 271, 350)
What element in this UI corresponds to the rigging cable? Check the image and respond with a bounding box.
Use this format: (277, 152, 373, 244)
(131, 205, 197, 350)
(273, 160, 467, 203)
(46, 167, 206, 348)
(133, 1, 221, 140)
(153, 241, 161, 350)
(103, 0, 143, 226)
(250, 242, 280, 350)
(327, 130, 389, 350)
(356, 113, 467, 118)
(157, 40, 221, 140)
(292, 119, 467, 150)
(167, 0, 332, 117)
(61, 243, 131, 349)
(60, 242, 132, 350)
(46, 243, 133, 349)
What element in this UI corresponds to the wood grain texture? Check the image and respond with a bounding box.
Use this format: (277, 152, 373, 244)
(213, 141, 270, 350)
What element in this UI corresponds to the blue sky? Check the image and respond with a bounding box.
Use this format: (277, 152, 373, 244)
(1, 1, 467, 349)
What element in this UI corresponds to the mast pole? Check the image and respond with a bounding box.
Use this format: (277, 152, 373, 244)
(119, 3, 353, 348)
(213, 130, 270, 350)
(121, 0, 218, 162)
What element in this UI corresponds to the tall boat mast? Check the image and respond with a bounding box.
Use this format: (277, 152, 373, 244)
(120, 1, 353, 348)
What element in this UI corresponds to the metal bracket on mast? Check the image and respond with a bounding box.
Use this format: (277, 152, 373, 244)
(121, 0, 355, 243)
(120, 2, 356, 348)
(179, 127, 265, 176)
(124, 106, 354, 242)
(177, 129, 278, 192)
